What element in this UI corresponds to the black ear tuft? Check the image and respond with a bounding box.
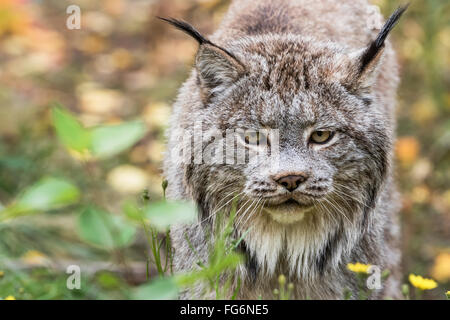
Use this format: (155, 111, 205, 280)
(158, 17, 246, 101)
(158, 17, 242, 63)
(157, 17, 211, 45)
(359, 4, 409, 73)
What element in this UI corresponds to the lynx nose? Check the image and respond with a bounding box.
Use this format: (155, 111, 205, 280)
(275, 174, 308, 192)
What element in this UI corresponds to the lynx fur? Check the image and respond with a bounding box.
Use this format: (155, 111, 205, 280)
(162, 0, 407, 299)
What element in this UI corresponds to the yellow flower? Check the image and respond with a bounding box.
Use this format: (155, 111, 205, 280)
(409, 274, 438, 290)
(347, 262, 371, 274)
(446, 290, 450, 299)
(4, 295, 16, 300)
(0, 271, 4, 278)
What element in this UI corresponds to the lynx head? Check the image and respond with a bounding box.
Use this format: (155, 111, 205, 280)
(161, 6, 406, 276)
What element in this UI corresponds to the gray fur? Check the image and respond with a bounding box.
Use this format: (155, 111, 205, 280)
(162, 0, 405, 299)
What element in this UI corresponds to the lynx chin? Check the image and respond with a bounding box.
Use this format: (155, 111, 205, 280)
(162, 0, 407, 300)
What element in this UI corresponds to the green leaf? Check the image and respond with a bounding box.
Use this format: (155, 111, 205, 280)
(91, 121, 146, 158)
(132, 277, 178, 300)
(143, 201, 197, 231)
(111, 215, 136, 248)
(77, 207, 136, 250)
(96, 271, 123, 290)
(122, 201, 144, 222)
(1, 177, 80, 219)
(52, 105, 146, 160)
(52, 106, 91, 152)
(78, 207, 114, 249)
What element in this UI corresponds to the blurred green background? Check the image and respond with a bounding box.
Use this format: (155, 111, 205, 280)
(0, 0, 448, 300)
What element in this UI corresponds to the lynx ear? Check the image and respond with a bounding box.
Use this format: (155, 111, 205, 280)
(158, 17, 245, 99)
(195, 44, 245, 95)
(347, 5, 408, 92)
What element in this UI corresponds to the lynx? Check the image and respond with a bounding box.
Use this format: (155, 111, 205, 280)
(162, 0, 407, 299)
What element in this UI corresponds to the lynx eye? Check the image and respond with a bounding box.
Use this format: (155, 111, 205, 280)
(310, 131, 334, 144)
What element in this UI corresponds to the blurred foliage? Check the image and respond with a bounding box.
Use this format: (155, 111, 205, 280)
(0, 0, 448, 300)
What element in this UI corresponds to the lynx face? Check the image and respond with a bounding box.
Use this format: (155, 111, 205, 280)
(189, 37, 390, 226)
